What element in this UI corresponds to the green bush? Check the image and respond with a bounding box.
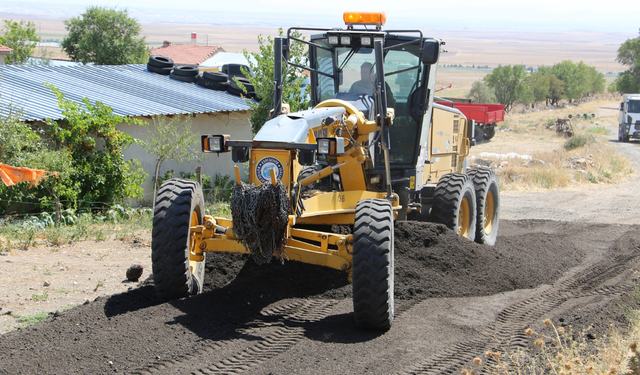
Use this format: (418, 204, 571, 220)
(563, 134, 594, 150)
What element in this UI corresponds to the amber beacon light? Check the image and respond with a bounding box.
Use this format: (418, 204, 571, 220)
(343, 12, 386, 26)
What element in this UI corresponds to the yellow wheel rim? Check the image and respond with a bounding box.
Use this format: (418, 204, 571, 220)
(188, 210, 199, 275)
(484, 190, 495, 234)
(458, 196, 471, 237)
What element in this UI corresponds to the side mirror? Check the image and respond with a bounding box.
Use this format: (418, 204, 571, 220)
(419, 40, 440, 65)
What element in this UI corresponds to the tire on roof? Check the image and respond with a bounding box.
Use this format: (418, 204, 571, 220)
(173, 65, 200, 77)
(202, 71, 229, 83)
(148, 55, 175, 68)
(196, 74, 228, 91)
(147, 64, 173, 75)
(227, 78, 255, 97)
(169, 71, 197, 83)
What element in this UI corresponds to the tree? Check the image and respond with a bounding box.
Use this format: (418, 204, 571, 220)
(240, 28, 310, 134)
(576, 61, 605, 97)
(467, 81, 496, 103)
(525, 71, 550, 108)
(616, 32, 640, 93)
(0, 19, 40, 65)
(483, 65, 527, 112)
(140, 115, 203, 203)
(62, 6, 148, 65)
(45, 84, 147, 208)
(550, 60, 582, 102)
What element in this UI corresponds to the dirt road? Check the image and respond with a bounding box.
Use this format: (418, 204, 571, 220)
(1, 103, 640, 374)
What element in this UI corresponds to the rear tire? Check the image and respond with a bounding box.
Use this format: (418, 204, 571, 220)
(468, 168, 500, 245)
(483, 125, 496, 140)
(429, 173, 477, 241)
(152, 179, 206, 300)
(352, 199, 394, 330)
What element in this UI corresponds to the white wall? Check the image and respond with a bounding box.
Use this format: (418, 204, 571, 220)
(119, 110, 253, 205)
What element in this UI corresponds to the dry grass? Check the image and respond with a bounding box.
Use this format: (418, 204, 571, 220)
(462, 318, 640, 375)
(470, 98, 632, 192)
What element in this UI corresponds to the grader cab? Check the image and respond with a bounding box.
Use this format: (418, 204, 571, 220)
(151, 12, 500, 330)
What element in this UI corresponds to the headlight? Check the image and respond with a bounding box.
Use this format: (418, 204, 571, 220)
(209, 137, 222, 151)
(201, 134, 231, 153)
(317, 137, 346, 155)
(328, 35, 339, 45)
(317, 139, 331, 154)
(340, 35, 351, 45)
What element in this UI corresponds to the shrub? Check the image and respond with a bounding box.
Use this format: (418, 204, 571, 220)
(563, 134, 594, 150)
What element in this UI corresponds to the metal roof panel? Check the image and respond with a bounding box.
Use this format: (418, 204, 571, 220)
(0, 64, 251, 122)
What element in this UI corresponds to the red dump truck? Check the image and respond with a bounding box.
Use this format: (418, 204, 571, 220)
(435, 99, 504, 141)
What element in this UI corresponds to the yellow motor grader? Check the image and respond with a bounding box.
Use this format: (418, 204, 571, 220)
(151, 12, 500, 330)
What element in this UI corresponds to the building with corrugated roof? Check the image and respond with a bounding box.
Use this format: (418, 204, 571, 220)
(0, 45, 13, 65)
(0, 63, 253, 204)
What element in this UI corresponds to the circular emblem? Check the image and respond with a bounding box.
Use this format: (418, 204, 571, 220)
(255, 157, 284, 184)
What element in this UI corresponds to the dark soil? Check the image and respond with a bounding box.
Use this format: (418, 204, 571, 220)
(0, 220, 638, 375)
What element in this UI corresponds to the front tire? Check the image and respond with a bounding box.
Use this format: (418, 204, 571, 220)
(352, 199, 394, 330)
(468, 168, 500, 246)
(152, 179, 206, 300)
(430, 173, 477, 241)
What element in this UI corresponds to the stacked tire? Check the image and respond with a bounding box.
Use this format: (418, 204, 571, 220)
(196, 71, 229, 91)
(147, 55, 174, 75)
(170, 65, 199, 83)
(195, 70, 257, 99)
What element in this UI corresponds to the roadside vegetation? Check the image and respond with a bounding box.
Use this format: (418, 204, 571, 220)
(463, 316, 640, 374)
(472, 100, 632, 191)
(0, 201, 231, 252)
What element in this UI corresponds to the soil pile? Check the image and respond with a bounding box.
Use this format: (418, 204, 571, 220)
(202, 221, 584, 304)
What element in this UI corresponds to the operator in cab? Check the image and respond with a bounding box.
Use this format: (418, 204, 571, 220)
(349, 62, 396, 107)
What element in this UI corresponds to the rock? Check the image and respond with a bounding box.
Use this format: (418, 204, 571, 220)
(525, 159, 545, 166)
(0, 252, 8, 256)
(126, 264, 144, 282)
(43, 281, 51, 287)
(473, 158, 494, 167)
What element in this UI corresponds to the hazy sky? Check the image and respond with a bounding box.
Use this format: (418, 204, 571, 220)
(2, 0, 639, 33)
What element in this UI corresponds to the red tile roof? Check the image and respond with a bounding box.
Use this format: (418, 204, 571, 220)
(149, 44, 224, 65)
(0, 45, 13, 54)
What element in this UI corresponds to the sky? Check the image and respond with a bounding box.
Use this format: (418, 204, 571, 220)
(1, 0, 639, 33)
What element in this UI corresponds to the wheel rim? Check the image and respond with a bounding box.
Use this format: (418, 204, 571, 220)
(188, 210, 199, 275)
(484, 190, 495, 234)
(458, 196, 471, 237)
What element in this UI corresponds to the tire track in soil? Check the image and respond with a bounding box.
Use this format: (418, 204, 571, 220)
(130, 299, 338, 375)
(396, 253, 637, 375)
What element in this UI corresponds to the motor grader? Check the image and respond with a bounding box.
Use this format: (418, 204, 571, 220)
(151, 12, 500, 330)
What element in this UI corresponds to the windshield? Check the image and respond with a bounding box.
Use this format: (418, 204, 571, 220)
(310, 38, 425, 165)
(629, 100, 640, 113)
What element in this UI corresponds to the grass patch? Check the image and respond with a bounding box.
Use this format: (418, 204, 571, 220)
(13, 312, 50, 328)
(30, 291, 49, 301)
(587, 126, 612, 135)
